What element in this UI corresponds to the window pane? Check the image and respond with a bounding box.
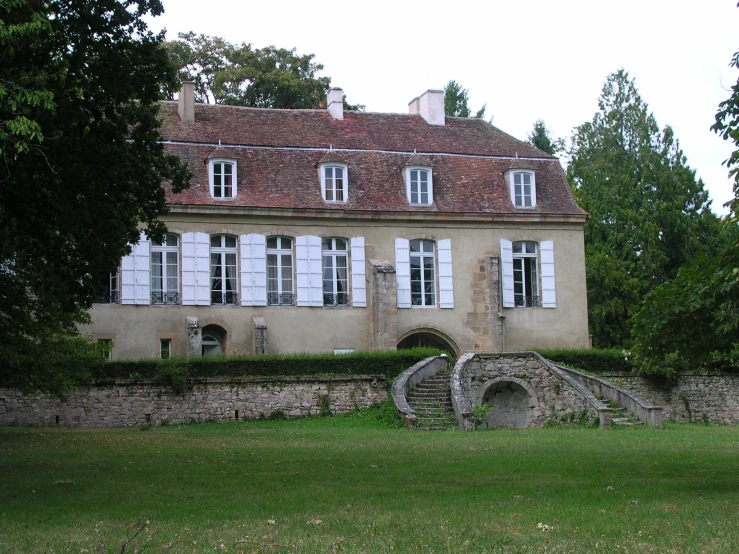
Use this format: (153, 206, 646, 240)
(225, 236, 236, 248)
(211, 236, 220, 247)
(410, 239, 421, 252)
(522, 173, 531, 185)
(267, 237, 277, 249)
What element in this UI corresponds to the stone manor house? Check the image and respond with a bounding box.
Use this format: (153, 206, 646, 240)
(84, 84, 589, 359)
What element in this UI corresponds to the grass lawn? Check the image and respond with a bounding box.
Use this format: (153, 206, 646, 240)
(1, 410, 738, 553)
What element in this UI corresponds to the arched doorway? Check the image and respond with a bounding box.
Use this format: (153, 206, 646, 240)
(480, 377, 537, 428)
(397, 327, 459, 357)
(201, 324, 226, 356)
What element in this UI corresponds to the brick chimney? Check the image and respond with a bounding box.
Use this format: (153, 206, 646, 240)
(327, 87, 344, 120)
(408, 89, 445, 126)
(178, 81, 195, 124)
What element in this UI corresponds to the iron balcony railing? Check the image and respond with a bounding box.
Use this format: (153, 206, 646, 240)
(93, 291, 119, 304)
(151, 291, 180, 305)
(211, 291, 239, 305)
(268, 292, 295, 306)
(514, 294, 540, 308)
(323, 292, 349, 306)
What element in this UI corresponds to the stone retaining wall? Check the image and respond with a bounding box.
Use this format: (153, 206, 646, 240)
(604, 373, 739, 425)
(0, 375, 386, 428)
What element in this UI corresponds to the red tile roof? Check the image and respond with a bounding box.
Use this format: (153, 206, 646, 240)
(159, 102, 585, 216)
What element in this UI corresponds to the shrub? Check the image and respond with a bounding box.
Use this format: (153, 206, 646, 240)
(535, 348, 632, 373)
(88, 347, 443, 386)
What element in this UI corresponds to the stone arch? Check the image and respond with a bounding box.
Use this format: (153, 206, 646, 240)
(397, 327, 460, 357)
(479, 377, 539, 429)
(201, 323, 228, 356)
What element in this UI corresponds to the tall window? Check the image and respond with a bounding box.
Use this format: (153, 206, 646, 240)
(406, 168, 432, 205)
(267, 236, 294, 305)
(151, 233, 179, 304)
(321, 165, 347, 202)
(410, 239, 435, 306)
(512, 172, 535, 207)
(209, 159, 237, 199)
(159, 338, 172, 360)
(513, 241, 539, 307)
(98, 339, 112, 361)
(322, 238, 349, 306)
(210, 235, 238, 305)
(93, 273, 118, 303)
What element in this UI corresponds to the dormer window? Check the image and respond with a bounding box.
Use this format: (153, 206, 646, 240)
(209, 159, 237, 199)
(509, 170, 536, 208)
(405, 167, 433, 205)
(320, 164, 348, 203)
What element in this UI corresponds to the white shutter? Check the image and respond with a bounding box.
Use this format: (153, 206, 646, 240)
(133, 233, 150, 305)
(540, 240, 556, 308)
(307, 235, 323, 307)
(182, 232, 210, 306)
(181, 232, 197, 305)
(120, 251, 136, 305)
(501, 239, 514, 308)
(395, 238, 411, 309)
(194, 232, 211, 306)
(350, 237, 366, 308)
(296, 236, 310, 307)
(240, 234, 267, 306)
(296, 235, 322, 307)
(437, 239, 454, 309)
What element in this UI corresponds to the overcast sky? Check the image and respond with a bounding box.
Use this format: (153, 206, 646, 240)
(145, 0, 739, 214)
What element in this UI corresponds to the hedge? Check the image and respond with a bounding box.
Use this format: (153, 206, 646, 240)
(535, 348, 632, 374)
(89, 347, 445, 383)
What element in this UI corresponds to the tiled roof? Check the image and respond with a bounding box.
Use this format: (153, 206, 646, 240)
(159, 102, 585, 216)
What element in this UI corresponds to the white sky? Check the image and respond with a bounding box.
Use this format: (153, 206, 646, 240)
(145, 0, 739, 214)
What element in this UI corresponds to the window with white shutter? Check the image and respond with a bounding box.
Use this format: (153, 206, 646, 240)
(296, 235, 322, 307)
(500, 239, 515, 308)
(121, 231, 150, 305)
(395, 238, 411, 308)
(540, 241, 556, 308)
(181, 232, 210, 306)
(240, 234, 267, 306)
(350, 237, 366, 307)
(437, 239, 453, 309)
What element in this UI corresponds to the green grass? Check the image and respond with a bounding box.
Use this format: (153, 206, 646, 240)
(1, 412, 738, 553)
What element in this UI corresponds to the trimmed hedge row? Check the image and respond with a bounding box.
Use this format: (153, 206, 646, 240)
(90, 347, 444, 382)
(535, 348, 632, 374)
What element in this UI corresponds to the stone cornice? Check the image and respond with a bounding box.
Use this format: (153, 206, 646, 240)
(166, 204, 588, 225)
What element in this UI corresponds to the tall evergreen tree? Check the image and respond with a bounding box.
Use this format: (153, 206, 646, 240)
(568, 70, 722, 347)
(527, 119, 564, 155)
(443, 80, 486, 119)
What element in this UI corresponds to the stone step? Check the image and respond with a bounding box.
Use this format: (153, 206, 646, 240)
(612, 417, 643, 426)
(407, 401, 453, 408)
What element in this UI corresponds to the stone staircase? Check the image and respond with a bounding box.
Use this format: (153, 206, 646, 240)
(405, 371, 457, 430)
(608, 401, 643, 427)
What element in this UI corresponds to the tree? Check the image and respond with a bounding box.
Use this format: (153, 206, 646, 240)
(527, 119, 565, 155)
(163, 32, 364, 110)
(631, 41, 739, 375)
(712, 48, 739, 220)
(443, 80, 486, 119)
(568, 69, 723, 347)
(0, 0, 190, 396)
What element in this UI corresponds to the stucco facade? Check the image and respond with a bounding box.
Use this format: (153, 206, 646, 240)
(83, 86, 589, 359)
